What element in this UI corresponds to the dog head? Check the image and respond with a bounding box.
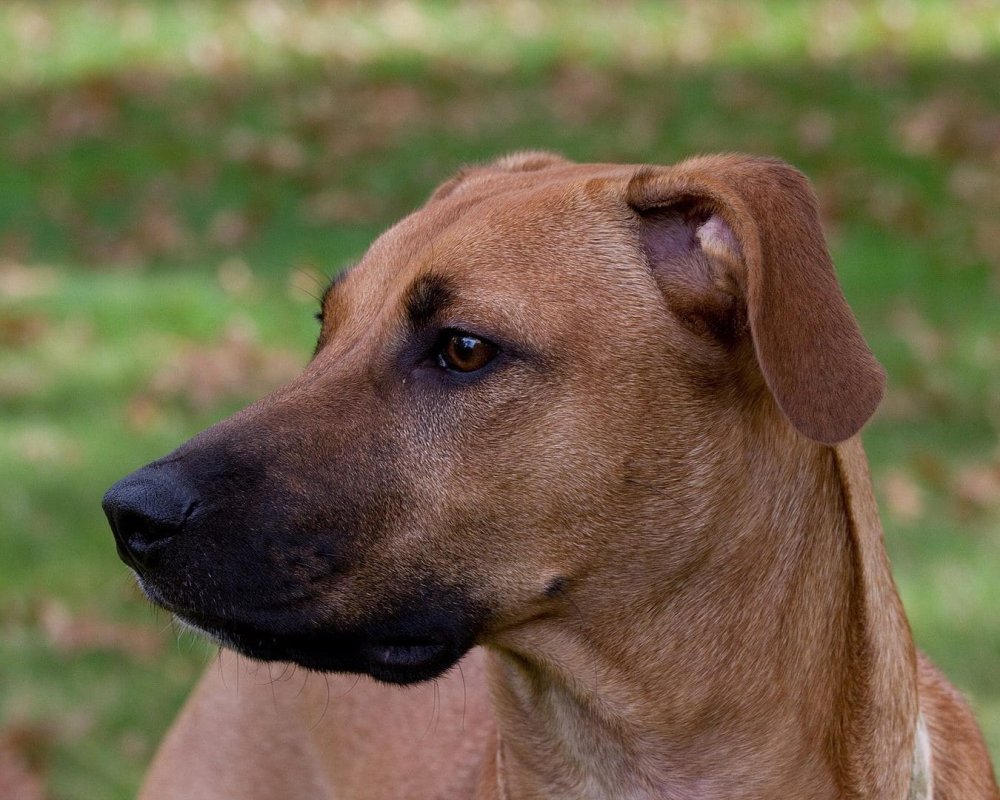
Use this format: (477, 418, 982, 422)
(103, 153, 883, 684)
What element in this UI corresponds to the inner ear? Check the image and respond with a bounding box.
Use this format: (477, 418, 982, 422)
(638, 201, 746, 341)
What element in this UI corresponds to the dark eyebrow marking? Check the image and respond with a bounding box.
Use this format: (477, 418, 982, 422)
(404, 273, 455, 328)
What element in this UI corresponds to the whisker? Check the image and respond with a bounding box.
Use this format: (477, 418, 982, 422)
(457, 662, 468, 733)
(310, 673, 332, 731)
(294, 668, 310, 699)
(267, 663, 278, 710)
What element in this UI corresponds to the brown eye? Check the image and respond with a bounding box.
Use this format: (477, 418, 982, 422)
(437, 332, 498, 373)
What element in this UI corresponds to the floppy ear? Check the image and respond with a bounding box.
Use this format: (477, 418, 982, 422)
(627, 154, 885, 445)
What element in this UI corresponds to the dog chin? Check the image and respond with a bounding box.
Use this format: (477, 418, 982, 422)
(183, 614, 466, 684)
(156, 600, 473, 685)
(137, 577, 483, 684)
(171, 614, 231, 648)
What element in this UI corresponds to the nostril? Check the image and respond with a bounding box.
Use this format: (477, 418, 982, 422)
(107, 502, 177, 572)
(116, 509, 176, 549)
(102, 468, 199, 573)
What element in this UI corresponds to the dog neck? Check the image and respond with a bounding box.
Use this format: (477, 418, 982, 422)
(481, 431, 918, 800)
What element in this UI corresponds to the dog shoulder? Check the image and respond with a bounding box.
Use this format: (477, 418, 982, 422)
(917, 651, 1000, 799)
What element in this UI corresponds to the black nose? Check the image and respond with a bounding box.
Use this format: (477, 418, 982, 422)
(102, 466, 198, 573)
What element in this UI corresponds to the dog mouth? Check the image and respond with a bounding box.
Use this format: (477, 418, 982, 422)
(152, 584, 474, 685)
(180, 611, 459, 683)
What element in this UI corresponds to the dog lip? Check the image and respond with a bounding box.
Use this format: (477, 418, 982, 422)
(161, 605, 467, 684)
(363, 638, 449, 668)
(359, 638, 460, 684)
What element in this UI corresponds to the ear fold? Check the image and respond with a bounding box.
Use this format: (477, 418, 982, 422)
(627, 154, 885, 445)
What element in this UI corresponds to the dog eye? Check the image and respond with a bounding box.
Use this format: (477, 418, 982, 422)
(436, 332, 498, 373)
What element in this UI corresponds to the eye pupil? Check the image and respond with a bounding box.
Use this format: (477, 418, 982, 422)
(453, 336, 477, 358)
(439, 332, 497, 373)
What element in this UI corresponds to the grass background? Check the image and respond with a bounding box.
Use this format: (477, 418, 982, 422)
(1, 2, 998, 797)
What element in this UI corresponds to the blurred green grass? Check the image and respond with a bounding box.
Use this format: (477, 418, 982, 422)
(1, 2, 998, 798)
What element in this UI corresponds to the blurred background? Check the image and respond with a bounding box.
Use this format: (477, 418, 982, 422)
(1, 1, 998, 797)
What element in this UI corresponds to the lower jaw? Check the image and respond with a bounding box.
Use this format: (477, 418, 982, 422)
(360, 641, 456, 684)
(175, 612, 460, 685)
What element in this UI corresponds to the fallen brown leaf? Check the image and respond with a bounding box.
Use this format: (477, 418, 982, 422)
(0, 723, 53, 800)
(46, 76, 119, 142)
(0, 264, 59, 301)
(13, 428, 83, 467)
(208, 209, 253, 249)
(880, 469, 925, 524)
(300, 189, 377, 225)
(0, 314, 49, 349)
(864, 181, 928, 235)
(889, 303, 946, 364)
(947, 162, 1000, 206)
(39, 600, 165, 664)
(217, 258, 255, 297)
(897, 94, 1000, 160)
(953, 462, 1000, 517)
(796, 109, 836, 154)
(124, 394, 164, 434)
(548, 66, 618, 127)
(222, 128, 307, 173)
(133, 199, 190, 259)
(141, 322, 303, 411)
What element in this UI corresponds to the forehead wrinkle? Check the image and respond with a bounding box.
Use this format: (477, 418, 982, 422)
(341, 169, 636, 339)
(403, 272, 456, 329)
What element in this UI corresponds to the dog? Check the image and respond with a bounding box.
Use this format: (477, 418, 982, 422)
(103, 153, 999, 799)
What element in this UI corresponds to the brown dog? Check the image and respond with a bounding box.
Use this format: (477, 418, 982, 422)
(103, 153, 998, 799)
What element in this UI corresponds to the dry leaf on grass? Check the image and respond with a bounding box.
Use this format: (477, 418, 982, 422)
(796, 109, 836, 154)
(223, 128, 307, 174)
(953, 462, 1000, 517)
(0, 314, 50, 349)
(889, 303, 946, 364)
(216, 258, 255, 297)
(896, 94, 1000, 160)
(0, 724, 53, 800)
(299, 189, 377, 225)
(46, 77, 120, 142)
(39, 600, 165, 663)
(0, 264, 60, 301)
(140, 323, 303, 412)
(208, 209, 254, 249)
(12, 428, 83, 468)
(548, 67, 618, 127)
(880, 469, 925, 525)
